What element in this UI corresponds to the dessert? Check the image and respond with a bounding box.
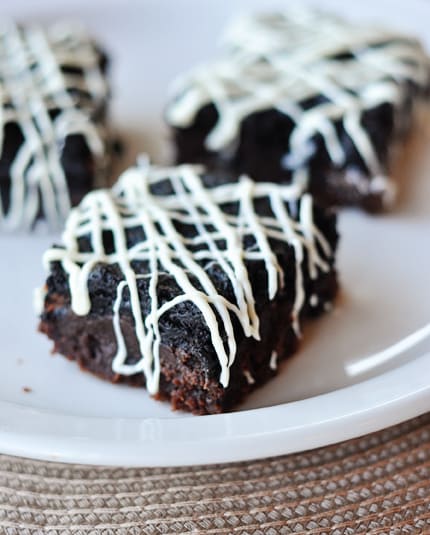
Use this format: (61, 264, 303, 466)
(166, 9, 430, 212)
(38, 161, 338, 414)
(0, 21, 112, 230)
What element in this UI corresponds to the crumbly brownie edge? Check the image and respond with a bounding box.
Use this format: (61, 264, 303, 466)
(38, 268, 337, 415)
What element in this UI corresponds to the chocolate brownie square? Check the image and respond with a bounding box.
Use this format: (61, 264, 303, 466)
(0, 22, 113, 230)
(166, 10, 430, 212)
(38, 161, 338, 414)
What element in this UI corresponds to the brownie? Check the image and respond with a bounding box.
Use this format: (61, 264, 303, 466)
(166, 10, 430, 212)
(38, 162, 338, 415)
(0, 22, 113, 230)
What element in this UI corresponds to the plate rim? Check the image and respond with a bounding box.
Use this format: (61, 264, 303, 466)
(1, 0, 429, 468)
(0, 353, 429, 466)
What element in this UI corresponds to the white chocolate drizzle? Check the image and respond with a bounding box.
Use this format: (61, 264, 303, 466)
(0, 21, 109, 230)
(166, 10, 430, 201)
(243, 370, 255, 385)
(309, 294, 319, 308)
(42, 161, 334, 394)
(269, 351, 278, 371)
(346, 322, 430, 376)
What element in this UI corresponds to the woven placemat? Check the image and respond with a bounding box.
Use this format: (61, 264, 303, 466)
(0, 413, 429, 535)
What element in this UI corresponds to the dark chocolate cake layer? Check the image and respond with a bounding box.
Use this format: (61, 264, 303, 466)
(39, 162, 338, 414)
(0, 22, 113, 230)
(166, 10, 430, 212)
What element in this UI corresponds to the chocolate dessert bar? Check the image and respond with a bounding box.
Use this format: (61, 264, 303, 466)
(38, 161, 338, 414)
(166, 10, 430, 212)
(0, 22, 112, 230)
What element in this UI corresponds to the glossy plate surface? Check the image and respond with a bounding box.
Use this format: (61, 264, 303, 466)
(0, 0, 429, 466)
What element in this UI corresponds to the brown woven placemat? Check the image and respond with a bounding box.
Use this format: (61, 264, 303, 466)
(0, 413, 429, 535)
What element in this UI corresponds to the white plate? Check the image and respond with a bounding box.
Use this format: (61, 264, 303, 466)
(0, 0, 430, 466)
